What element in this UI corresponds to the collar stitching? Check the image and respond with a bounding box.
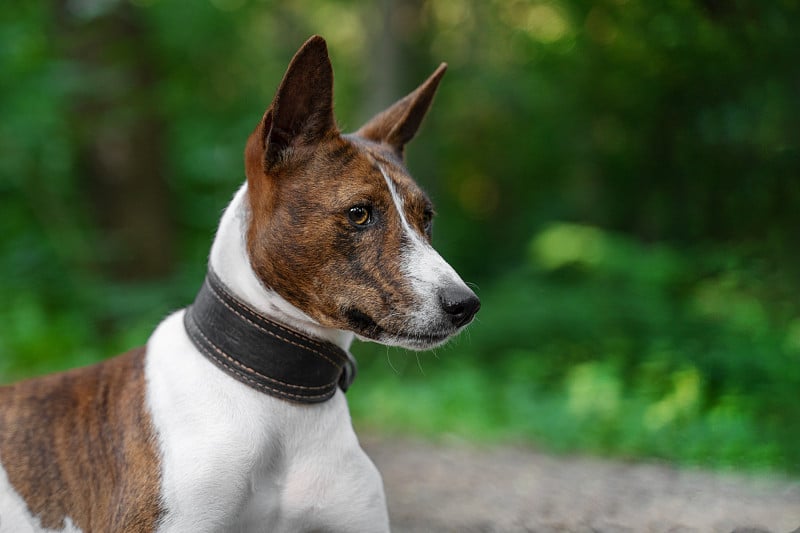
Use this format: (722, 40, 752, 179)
(189, 319, 334, 391)
(205, 278, 343, 369)
(210, 274, 337, 353)
(189, 329, 337, 400)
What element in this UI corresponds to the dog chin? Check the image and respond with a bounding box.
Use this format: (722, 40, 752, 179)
(358, 330, 456, 351)
(342, 308, 459, 350)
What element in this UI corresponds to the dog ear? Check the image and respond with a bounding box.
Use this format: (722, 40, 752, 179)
(246, 35, 337, 174)
(356, 63, 447, 158)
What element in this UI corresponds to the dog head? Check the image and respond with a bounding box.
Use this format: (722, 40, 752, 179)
(243, 36, 479, 350)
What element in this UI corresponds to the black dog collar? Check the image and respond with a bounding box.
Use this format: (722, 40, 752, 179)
(183, 269, 357, 403)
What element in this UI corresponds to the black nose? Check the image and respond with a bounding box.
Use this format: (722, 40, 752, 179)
(438, 285, 480, 328)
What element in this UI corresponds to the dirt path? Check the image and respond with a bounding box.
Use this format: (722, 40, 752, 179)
(361, 435, 800, 533)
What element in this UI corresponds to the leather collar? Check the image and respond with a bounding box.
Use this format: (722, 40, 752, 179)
(183, 269, 357, 403)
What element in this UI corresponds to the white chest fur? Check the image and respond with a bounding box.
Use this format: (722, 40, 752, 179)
(145, 311, 389, 532)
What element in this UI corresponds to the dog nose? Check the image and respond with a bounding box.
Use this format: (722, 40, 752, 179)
(438, 285, 480, 328)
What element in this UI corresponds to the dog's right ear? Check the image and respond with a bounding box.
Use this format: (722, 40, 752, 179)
(245, 35, 337, 177)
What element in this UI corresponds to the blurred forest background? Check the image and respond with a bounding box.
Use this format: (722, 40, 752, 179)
(1, 0, 799, 474)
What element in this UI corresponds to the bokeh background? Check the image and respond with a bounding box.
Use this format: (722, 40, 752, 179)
(1, 0, 799, 475)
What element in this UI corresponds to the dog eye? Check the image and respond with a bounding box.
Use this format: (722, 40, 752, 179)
(348, 206, 373, 227)
(422, 209, 434, 235)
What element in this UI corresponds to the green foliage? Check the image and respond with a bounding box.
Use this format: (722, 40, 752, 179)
(350, 224, 800, 472)
(2, 1, 799, 474)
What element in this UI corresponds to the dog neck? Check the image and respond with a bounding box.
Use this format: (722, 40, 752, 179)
(184, 268, 357, 402)
(208, 183, 356, 353)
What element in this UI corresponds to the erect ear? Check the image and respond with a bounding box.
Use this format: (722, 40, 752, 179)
(245, 35, 337, 174)
(356, 63, 447, 158)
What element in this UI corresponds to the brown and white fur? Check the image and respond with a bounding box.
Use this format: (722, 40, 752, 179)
(0, 35, 479, 533)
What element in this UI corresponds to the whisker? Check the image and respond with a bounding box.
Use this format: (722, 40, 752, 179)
(385, 346, 400, 375)
(415, 352, 426, 376)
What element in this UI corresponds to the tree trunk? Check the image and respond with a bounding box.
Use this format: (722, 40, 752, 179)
(54, 0, 173, 280)
(362, 0, 426, 122)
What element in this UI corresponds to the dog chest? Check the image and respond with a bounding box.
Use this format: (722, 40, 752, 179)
(145, 311, 389, 532)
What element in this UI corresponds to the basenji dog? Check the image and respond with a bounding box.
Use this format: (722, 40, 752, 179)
(0, 35, 479, 532)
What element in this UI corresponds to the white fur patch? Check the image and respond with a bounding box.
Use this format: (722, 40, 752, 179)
(0, 463, 81, 533)
(146, 311, 388, 532)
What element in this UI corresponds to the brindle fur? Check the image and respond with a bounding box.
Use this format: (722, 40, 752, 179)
(0, 348, 164, 531)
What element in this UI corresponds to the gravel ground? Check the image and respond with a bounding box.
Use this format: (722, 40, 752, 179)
(361, 435, 800, 533)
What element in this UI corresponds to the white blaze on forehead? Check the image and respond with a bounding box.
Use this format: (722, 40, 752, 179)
(377, 165, 466, 296)
(377, 165, 426, 247)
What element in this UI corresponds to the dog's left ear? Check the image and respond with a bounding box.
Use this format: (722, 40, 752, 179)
(356, 63, 447, 158)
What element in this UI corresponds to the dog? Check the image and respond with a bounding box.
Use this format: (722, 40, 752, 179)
(0, 35, 479, 533)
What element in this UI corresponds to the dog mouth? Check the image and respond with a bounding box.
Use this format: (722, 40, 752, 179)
(343, 308, 454, 350)
(344, 308, 383, 336)
(389, 332, 452, 350)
